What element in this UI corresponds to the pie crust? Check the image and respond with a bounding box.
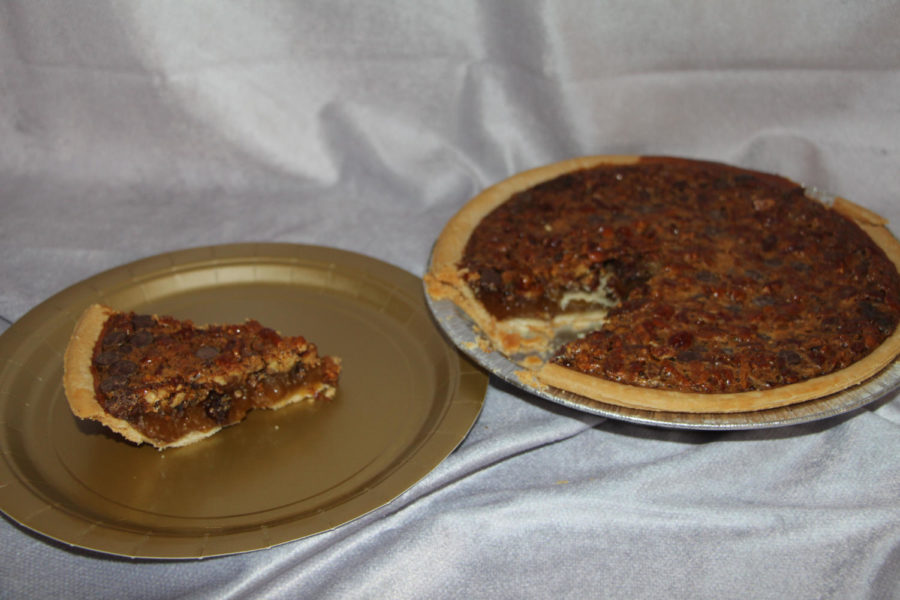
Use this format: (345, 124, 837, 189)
(63, 304, 341, 448)
(425, 155, 900, 413)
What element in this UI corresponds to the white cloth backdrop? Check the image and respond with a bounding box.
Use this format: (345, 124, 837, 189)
(2, 2, 899, 598)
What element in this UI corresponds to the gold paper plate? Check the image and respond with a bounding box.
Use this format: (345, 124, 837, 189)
(0, 243, 486, 559)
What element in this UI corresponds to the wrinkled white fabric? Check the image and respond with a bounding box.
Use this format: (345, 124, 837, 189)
(2, 2, 899, 599)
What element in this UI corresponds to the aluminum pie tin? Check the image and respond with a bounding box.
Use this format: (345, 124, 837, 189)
(424, 259, 900, 431)
(0, 243, 486, 559)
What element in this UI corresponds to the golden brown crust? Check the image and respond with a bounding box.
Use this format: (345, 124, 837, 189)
(832, 196, 889, 226)
(427, 156, 900, 413)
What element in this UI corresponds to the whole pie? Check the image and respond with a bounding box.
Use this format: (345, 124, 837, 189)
(63, 304, 341, 448)
(425, 156, 900, 413)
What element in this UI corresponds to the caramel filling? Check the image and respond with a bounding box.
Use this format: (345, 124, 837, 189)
(125, 362, 337, 444)
(90, 311, 340, 444)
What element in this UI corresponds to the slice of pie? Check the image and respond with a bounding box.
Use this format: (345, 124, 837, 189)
(426, 155, 900, 413)
(63, 304, 341, 449)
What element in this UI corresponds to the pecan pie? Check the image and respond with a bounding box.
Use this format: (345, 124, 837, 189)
(63, 304, 341, 448)
(426, 156, 900, 413)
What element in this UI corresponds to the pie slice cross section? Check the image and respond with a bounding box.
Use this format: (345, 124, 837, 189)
(63, 304, 341, 449)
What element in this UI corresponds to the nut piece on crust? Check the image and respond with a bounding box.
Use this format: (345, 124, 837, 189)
(63, 304, 341, 449)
